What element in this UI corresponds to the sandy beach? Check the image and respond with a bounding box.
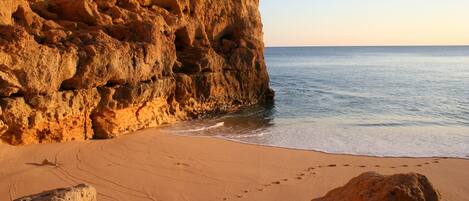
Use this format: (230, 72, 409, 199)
(1, 129, 468, 201)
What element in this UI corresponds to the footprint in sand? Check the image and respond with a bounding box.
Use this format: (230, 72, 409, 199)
(343, 164, 350, 167)
(176, 162, 190, 167)
(306, 167, 315, 171)
(222, 166, 326, 200)
(327, 164, 337, 167)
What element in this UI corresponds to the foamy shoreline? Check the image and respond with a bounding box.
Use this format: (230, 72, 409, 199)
(162, 120, 469, 160)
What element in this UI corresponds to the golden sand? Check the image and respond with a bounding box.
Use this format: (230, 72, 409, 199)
(1, 129, 468, 201)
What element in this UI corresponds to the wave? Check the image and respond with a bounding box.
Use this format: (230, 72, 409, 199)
(353, 122, 412, 127)
(173, 122, 225, 133)
(220, 133, 267, 139)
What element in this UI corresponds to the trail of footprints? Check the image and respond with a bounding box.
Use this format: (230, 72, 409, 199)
(221, 158, 443, 200)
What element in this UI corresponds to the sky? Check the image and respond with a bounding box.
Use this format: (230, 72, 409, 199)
(260, 0, 469, 47)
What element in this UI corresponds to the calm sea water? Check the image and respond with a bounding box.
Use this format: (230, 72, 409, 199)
(160, 46, 469, 159)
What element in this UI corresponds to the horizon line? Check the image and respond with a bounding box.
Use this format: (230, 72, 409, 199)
(265, 44, 469, 48)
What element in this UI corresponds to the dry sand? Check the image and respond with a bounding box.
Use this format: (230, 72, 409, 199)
(1, 129, 468, 201)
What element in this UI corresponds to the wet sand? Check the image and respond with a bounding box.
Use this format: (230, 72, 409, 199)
(1, 129, 468, 201)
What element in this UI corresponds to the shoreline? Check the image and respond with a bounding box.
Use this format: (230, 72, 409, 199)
(178, 133, 469, 161)
(1, 129, 469, 201)
(3, 132, 469, 161)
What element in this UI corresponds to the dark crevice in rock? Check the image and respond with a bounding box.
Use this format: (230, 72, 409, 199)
(174, 27, 201, 75)
(59, 82, 77, 91)
(160, 6, 173, 13)
(104, 81, 122, 88)
(33, 35, 46, 44)
(213, 27, 239, 55)
(175, 27, 191, 52)
(182, 7, 190, 15)
(0, 92, 24, 99)
(11, 7, 24, 25)
(151, 76, 158, 82)
(173, 62, 198, 74)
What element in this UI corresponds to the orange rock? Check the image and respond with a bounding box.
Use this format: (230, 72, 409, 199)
(313, 172, 440, 201)
(14, 183, 97, 201)
(0, 0, 272, 144)
(0, 89, 100, 145)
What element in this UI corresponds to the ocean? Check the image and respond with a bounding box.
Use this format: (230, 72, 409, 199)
(160, 46, 469, 159)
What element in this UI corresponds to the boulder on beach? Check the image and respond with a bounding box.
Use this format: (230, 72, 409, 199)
(313, 172, 440, 201)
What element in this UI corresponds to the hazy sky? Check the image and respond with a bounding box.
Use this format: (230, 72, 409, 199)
(260, 0, 469, 47)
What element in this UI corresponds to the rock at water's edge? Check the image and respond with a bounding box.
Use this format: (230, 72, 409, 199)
(0, 0, 272, 144)
(14, 183, 96, 201)
(313, 172, 440, 201)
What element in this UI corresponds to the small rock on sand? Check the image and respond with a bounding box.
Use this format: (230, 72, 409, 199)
(14, 184, 96, 201)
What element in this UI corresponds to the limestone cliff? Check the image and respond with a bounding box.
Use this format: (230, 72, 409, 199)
(0, 0, 272, 145)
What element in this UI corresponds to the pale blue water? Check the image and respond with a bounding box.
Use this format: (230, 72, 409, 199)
(161, 46, 469, 159)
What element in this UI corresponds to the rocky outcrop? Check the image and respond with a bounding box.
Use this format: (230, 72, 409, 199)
(313, 172, 440, 201)
(0, 0, 272, 144)
(14, 183, 96, 201)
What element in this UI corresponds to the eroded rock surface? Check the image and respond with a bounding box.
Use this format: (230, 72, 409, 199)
(313, 172, 440, 201)
(0, 0, 272, 144)
(14, 183, 96, 201)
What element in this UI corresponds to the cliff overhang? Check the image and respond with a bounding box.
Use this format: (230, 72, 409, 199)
(0, 0, 272, 145)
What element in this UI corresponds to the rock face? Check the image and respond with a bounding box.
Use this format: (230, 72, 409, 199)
(14, 183, 96, 201)
(0, 0, 272, 144)
(313, 172, 440, 201)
